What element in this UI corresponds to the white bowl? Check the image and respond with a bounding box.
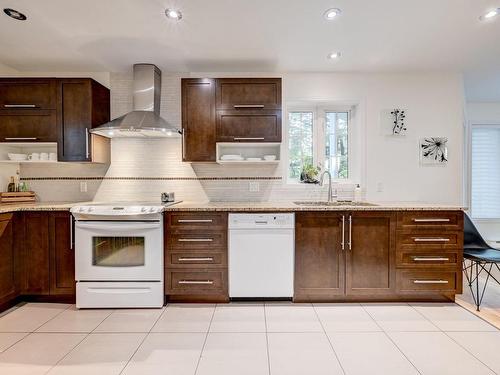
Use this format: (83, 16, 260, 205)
(8, 153, 28, 161)
(263, 155, 276, 161)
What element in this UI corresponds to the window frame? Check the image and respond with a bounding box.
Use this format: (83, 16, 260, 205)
(285, 104, 353, 184)
(467, 122, 500, 220)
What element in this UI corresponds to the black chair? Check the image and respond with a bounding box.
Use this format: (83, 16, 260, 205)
(463, 213, 500, 311)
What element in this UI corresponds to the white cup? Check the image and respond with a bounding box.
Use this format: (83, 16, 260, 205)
(28, 153, 40, 161)
(49, 152, 57, 161)
(40, 152, 49, 160)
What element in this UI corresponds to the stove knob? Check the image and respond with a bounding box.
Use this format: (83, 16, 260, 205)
(141, 207, 147, 212)
(88, 207, 93, 212)
(149, 207, 156, 213)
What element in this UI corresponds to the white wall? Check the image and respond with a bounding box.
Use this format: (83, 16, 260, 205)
(14, 71, 466, 204)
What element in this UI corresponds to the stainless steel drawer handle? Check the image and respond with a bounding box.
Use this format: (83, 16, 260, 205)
(233, 137, 265, 141)
(413, 218, 451, 223)
(178, 280, 214, 285)
(178, 238, 213, 242)
(412, 257, 450, 261)
(414, 238, 450, 242)
(178, 257, 214, 262)
(233, 104, 265, 109)
(178, 219, 213, 223)
(413, 280, 449, 284)
(4, 104, 37, 108)
(4, 137, 38, 141)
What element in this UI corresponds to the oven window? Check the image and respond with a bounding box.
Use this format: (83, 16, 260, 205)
(92, 237, 145, 267)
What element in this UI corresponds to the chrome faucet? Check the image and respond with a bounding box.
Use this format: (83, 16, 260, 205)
(319, 170, 338, 202)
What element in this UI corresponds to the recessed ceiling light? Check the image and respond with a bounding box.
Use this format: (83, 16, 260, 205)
(324, 8, 341, 20)
(480, 8, 499, 20)
(327, 52, 341, 60)
(165, 8, 182, 20)
(3, 8, 27, 21)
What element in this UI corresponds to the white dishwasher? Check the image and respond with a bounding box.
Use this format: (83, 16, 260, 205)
(228, 213, 295, 298)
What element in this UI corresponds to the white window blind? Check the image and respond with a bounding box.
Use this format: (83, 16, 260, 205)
(471, 126, 500, 218)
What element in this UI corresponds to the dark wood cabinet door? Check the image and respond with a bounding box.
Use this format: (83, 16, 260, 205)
(216, 78, 281, 110)
(294, 212, 345, 300)
(23, 212, 50, 295)
(0, 79, 56, 110)
(49, 212, 75, 295)
(216, 110, 281, 142)
(181, 78, 216, 161)
(345, 211, 396, 296)
(0, 110, 58, 142)
(0, 214, 15, 304)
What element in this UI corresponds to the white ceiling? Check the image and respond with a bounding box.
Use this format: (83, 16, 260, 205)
(0, 0, 500, 77)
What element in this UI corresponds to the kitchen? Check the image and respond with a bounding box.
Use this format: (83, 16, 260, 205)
(1, 1, 500, 374)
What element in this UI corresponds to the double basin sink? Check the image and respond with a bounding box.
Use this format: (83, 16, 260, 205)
(293, 201, 378, 207)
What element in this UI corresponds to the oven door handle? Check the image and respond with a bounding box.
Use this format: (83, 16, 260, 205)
(75, 222, 161, 231)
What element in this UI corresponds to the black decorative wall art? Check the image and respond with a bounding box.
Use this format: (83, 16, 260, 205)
(420, 137, 448, 165)
(391, 109, 406, 135)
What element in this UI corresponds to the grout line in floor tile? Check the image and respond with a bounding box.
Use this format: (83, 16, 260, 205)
(0, 332, 29, 354)
(193, 303, 217, 375)
(311, 304, 346, 375)
(360, 303, 423, 375)
(29, 303, 74, 334)
(263, 303, 272, 375)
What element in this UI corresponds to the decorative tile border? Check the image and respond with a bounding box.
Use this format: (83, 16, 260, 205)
(21, 176, 283, 181)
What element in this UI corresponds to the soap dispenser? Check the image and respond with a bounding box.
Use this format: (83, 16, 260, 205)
(354, 184, 362, 202)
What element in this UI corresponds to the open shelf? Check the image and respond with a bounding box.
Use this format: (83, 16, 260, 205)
(216, 142, 281, 164)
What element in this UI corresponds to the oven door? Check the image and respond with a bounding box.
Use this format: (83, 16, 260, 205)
(74, 220, 163, 281)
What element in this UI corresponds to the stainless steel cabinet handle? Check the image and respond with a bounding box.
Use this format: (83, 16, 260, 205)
(85, 128, 90, 158)
(4, 137, 38, 141)
(233, 137, 265, 141)
(341, 215, 345, 250)
(412, 257, 450, 261)
(348, 215, 353, 250)
(414, 238, 450, 242)
(178, 257, 214, 262)
(4, 104, 37, 108)
(233, 104, 265, 109)
(178, 238, 213, 242)
(413, 280, 449, 284)
(69, 215, 73, 250)
(178, 280, 214, 285)
(178, 219, 213, 223)
(181, 128, 186, 160)
(413, 218, 451, 223)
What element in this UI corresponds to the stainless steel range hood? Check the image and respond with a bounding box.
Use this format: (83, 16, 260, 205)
(90, 64, 181, 138)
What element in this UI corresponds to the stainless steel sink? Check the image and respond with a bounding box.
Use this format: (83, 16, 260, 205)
(293, 201, 378, 207)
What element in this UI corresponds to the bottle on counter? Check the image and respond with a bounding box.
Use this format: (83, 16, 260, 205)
(354, 184, 362, 202)
(7, 176, 15, 192)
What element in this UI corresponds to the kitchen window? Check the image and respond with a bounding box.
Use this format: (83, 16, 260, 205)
(287, 107, 350, 182)
(470, 125, 500, 219)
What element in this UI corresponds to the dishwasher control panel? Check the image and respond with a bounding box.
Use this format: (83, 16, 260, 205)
(228, 213, 295, 229)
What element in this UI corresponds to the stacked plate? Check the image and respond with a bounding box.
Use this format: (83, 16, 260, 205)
(8, 153, 28, 161)
(220, 154, 244, 161)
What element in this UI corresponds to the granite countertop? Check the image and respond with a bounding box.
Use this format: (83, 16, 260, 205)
(0, 200, 466, 214)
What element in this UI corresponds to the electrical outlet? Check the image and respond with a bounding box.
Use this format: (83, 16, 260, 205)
(376, 182, 384, 192)
(249, 181, 260, 192)
(80, 181, 88, 193)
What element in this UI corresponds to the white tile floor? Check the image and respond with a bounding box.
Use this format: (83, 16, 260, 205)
(0, 302, 499, 374)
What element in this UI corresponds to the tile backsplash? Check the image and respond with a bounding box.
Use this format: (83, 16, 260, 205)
(17, 70, 357, 203)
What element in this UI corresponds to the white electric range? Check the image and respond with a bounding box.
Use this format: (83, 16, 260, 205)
(71, 202, 178, 309)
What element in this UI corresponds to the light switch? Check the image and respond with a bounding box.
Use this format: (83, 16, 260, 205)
(249, 181, 260, 192)
(80, 181, 88, 192)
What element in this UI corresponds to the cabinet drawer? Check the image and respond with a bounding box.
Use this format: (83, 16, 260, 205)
(397, 211, 463, 230)
(167, 251, 226, 267)
(0, 110, 57, 142)
(397, 251, 459, 267)
(216, 110, 281, 142)
(167, 212, 227, 229)
(0, 80, 56, 110)
(397, 270, 458, 292)
(168, 231, 226, 250)
(216, 78, 281, 110)
(397, 232, 461, 248)
(166, 269, 227, 294)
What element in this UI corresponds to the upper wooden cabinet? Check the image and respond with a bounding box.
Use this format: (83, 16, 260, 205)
(181, 77, 282, 161)
(0, 79, 57, 110)
(0, 77, 110, 162)
(181, 78, 216, 162)
(215, 78, 281, 110)
(57, 79, 110, 162)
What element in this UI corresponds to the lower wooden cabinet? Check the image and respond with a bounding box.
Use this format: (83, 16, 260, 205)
(0, 214, 16, 305)
(23, 212, 50, 295)
(49, 212, 75, 295)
